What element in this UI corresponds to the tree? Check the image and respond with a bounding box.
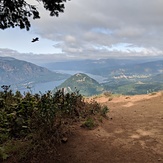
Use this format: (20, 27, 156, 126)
(0, 0, 70, 30)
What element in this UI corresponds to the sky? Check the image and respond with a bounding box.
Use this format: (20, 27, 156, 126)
(0, 0, 163, 64)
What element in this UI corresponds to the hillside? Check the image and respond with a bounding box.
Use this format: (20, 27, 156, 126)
(0, 57, 69, 86)
(54, 92, 163, 163)
(43, 58, 163, 76)
(55, 73, 104, 96)
(43, 58, 163, 95)
(43, 58, 148, 75)
(1, 56, 162, 95)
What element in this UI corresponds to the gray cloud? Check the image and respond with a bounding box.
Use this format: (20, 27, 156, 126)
(0, 48, 67, 64)
(30, 0, 163, 58)
(1, 0, 163, 62)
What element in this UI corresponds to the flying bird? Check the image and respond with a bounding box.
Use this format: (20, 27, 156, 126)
(31, 37, 39, 42)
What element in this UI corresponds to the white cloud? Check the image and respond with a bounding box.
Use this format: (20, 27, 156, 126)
(1, 0, 163, 62)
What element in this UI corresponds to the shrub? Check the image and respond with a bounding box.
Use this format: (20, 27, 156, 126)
(0, 147, 8, 161)
(101, 105, 109, 117)
(0, 87, 109, 162)
(82, 117, 96, 129)
(103, 91, 112, 97)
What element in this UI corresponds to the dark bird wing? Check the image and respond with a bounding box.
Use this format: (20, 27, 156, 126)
(31, 37, 39, 42)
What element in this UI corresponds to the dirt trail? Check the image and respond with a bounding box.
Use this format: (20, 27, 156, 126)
(54, 92, 163, 163)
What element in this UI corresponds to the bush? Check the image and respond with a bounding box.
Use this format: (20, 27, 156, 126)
(82, 118, 96, 129)
(0, 87, 109, 162)
(101, 105, 109, 117)
(103, 91, 112, 97)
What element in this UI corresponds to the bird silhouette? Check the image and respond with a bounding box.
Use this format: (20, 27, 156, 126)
(31, 37, 39, 42)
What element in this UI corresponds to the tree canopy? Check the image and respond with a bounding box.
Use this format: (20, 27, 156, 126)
(0, 0, 70, 30)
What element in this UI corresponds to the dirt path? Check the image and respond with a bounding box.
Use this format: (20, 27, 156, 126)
(55, 92, 163, 163)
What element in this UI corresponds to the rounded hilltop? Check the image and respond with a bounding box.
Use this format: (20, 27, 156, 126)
(54, 73, 105, 96)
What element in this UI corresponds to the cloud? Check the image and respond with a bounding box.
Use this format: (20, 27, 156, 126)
(114, 27, 145, 38)
(1, 0, 163, 61)
(0, 48, 64, 64)
(30, 0, 163, 57)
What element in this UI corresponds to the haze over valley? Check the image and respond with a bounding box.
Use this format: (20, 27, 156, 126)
(0, 56, 162, 95)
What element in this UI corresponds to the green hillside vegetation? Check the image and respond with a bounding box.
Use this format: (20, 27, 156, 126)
(55, 73, 105, 96)
(0, 87, 108, 162)
(47, 59, 163, 95)
(103, 80, 163, 95)
(55, 72, 163, 96)
(150, 73, 163, 82)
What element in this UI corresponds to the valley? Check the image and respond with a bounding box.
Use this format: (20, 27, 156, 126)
(46, 58, 163, 95)
(0, 56, 163, 95)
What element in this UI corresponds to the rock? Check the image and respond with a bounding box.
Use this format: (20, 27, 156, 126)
(158, 158, 162, 161)
(61, 137, 68, 143)
(125, 96, 130, 99)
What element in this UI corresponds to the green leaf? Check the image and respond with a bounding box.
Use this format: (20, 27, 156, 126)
(0, 147, 9, 160)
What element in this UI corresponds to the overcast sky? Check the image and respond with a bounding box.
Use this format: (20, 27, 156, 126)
(0, 0, 163, 64)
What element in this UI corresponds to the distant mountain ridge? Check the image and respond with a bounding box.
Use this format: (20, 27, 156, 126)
(46, 58, 163, 95)
(1, 56, 162, 95)
(43, 58, 163, 76)
(0, 56, 69, 86)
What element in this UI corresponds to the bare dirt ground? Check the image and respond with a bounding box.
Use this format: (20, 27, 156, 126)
(54, 92, 163, 163)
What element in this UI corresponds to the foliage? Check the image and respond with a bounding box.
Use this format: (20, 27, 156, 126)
(103, 91, 112, 97)
(103, 81, 163, 95)
(81, 103, 109, 129)
(101, 105, 109, 117)
(82, 118, 96, 129)
(0, 147, 8, 160)
(56, 73, 104, 96)
(0, 86, 108, 162)
(0, 0, 70, 30)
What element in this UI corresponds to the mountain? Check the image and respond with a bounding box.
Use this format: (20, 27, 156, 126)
(1, 56, 162, 95)
(120, 60, 163, 75)
(150, 73, 163, 83)
(42, 58, 163, 76)
(43, 58, 145, 72)
(54, 73, 105, 96)
(80, 59, 163, 78)
(45, 58, 163, 95)
(0, 57, 69, 86)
